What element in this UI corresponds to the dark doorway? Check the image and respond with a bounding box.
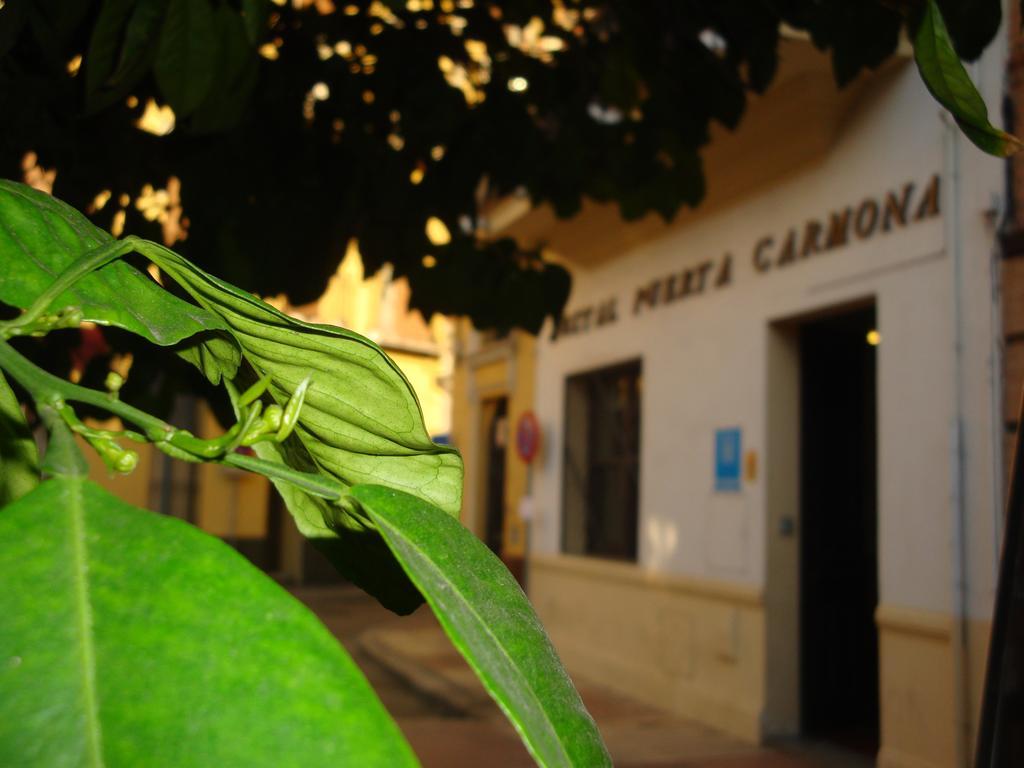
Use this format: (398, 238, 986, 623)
(483, 398, 508, 555)
(799, 304, 879, 755)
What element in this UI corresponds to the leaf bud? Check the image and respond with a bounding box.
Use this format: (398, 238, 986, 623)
(104, 371, 125, 393)
(278, 376, 312, 441)
(58, 307, 84, 327)
(263, 404, 284, 432)
(113, 449, 139, 474)
(239, 373, 273, 408)
(91, 436, 138, 474)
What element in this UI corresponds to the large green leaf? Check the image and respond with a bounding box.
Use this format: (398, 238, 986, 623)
(913, 0, 1021, 157)
(0, 371, 38, 506)
(0, 477, 418, 767)
(0, 181, 220, 346)
(254, 440, 425, 614)
(153, 0, 217, 118)
(351, 484, 612, 768)
(143, 242, 463, 515)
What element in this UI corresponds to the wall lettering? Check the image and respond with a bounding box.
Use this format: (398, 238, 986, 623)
(633, 259, 719, 316)
(557, 297, 618, 338)
(753, 237, 773, 273)
(882, 182, 914, 231)
(825, 208, 851, 249)
(801, 220, 823, 258)
(714, 254, 733, 287)
(555, 174, 942, 340)
(750, 174, 939, 274)
(914, 174, 940, 220)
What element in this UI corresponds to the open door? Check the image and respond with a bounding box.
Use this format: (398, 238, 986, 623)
(799, 305, 879, 755)
(482, 397, 508, 556)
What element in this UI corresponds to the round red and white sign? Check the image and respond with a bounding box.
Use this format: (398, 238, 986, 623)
(515, 411, 541, 463)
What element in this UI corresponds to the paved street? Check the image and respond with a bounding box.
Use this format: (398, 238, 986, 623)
(293, 586, 871, 768)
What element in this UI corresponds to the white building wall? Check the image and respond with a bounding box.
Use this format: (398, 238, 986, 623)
(530, 59, 1003, 622)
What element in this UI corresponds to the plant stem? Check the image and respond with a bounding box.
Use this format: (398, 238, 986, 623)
(223, 452, 344, 500)
(0, 238, 139, 336)
(0, 338, 167, 435)
(0, 339, 344, 500)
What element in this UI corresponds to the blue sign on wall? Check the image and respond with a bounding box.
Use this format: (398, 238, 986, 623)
(714, 428, 742, 492)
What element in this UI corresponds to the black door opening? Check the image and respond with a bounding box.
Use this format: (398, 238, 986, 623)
(483, 398, 508, 556)
(799, 305, 879, 755)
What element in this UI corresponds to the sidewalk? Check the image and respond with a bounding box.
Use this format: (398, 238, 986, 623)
(297, 587, 870, 768)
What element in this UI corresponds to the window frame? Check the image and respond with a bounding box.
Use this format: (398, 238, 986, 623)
(560, 357, 643, 562)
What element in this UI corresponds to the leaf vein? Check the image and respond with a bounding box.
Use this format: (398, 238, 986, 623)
(376, 514, 571, 766)
(69, 479, 104, 766)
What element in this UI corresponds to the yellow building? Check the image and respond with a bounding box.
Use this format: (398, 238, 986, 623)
(450, 326, 538, 581)
(452, 35, 1007, 768)
(85, 243, 454, 583)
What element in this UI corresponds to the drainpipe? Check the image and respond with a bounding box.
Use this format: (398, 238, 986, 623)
(989, 153, 1008, 578)
(943, 109, 973, 768)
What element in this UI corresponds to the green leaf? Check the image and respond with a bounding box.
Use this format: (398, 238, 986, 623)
(188, 5, 259, 134)
(174, 330, 241, 384)
(955, 116, 1020, 157)
(143, 241, 463, 515)
(254, 441, 425, 614)
(913, 0, 1022, 157)
(34, 0, 96, 47)
(241, 0, 271, 45)
(84, 0, 169, 110)
(0, 477, 419, 767)
(0, 180, 221, 345)
(37, 405, 89, 478)
(108, 0, 170, 89)
(84, 0, 135, 111)
(351, 484, 612, 768)
(0, 0, 30, 58)
(153, 0, 217, 118)
(0, 371, 38, 506)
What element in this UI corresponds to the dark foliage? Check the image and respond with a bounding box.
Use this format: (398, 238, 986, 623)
(0, 0, 1002, 334)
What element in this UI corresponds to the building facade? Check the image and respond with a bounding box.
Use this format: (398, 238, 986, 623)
(453, 30, 1010, 768)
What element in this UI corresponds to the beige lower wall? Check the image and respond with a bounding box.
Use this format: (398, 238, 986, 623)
(876, 605, 991, 768)
(877, 605, 956, 768)
(530, 557, 994, 766)
(529, 553, 766, 742)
